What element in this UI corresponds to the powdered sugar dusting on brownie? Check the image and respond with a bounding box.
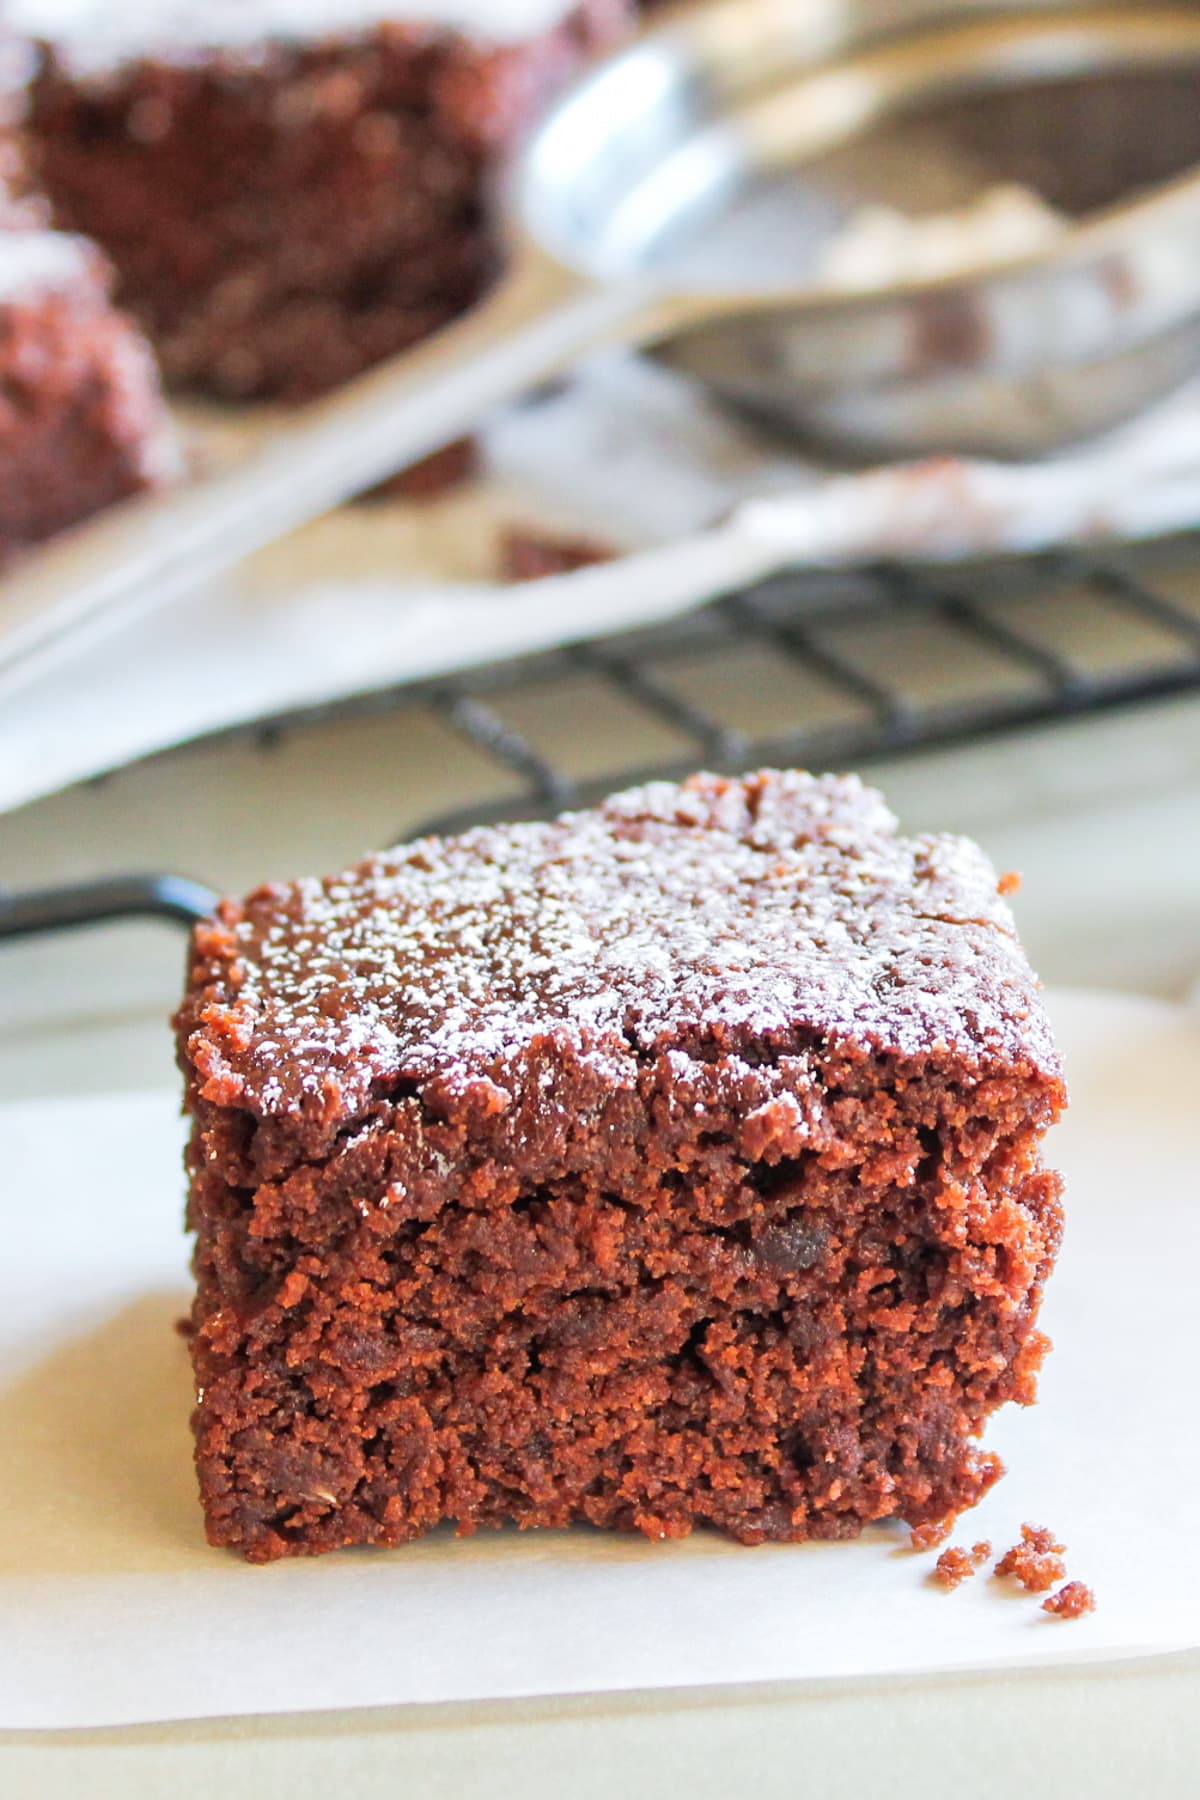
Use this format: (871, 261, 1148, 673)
(0, 227, 92, 301)
(11, 0, 581, 74)
(184, 771, 1061, 1124)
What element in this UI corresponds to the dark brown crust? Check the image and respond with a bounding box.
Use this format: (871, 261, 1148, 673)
(0, 234, 176, 555)
(176, 771, 1065, 1562)
(23, 2, 632, 401)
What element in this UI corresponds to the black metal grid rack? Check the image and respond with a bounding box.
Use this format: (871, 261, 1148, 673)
(410, 541, 1200, 836)
(4, 534, 1200, 939)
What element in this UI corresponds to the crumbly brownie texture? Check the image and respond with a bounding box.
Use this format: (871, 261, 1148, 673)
(0, 226, 177, 555)
(1043, 1580, 1094, 1619)
(932, 1546, 975, 1589)
(176, 769, 1066, 1563)
(995, 1521, 1068, 1593)
(930, 1539, 990, 1588)
(1013, 1521, 1064, 1556)
(18, 0, 631, 401)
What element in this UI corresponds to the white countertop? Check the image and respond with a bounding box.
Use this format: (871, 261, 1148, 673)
(2, 654, 1198, 1794)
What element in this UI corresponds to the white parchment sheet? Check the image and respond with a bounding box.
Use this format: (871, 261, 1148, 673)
(2, 988, 1197, 1731)
(7, 356, 1200, 818)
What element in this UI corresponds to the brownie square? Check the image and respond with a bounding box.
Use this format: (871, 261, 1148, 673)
(0, 225, 177, 556)
(176, 771, 1065, 1562)
(16, 0, 632, 401)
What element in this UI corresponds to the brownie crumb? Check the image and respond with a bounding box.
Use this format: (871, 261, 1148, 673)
(500, 525, 614, 582)
(1042, 1581, 1096, 1619)
(932, 1546, 976, 1589)
(910, 1519, 954, 1553)
(364, 438, 479, 503)
(995, 1523, 1068, 1593)
(1017, 1522, 1065, 1556)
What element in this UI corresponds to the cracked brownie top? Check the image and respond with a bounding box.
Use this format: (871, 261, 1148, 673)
(179, 770, 1060, 1131)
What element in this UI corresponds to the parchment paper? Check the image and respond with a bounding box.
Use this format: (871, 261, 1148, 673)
(3, 988, 1198, 1731)
(5, 355, 1200, 818)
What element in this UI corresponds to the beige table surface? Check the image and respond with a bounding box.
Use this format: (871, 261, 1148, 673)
(3, 655, 1199, 1796)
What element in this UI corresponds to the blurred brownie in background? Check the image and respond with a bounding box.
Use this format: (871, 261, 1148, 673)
(0, 226, 178, 557)
(12, 1, 633, 402)
(0, 38, 176, 557)
(499, 521, 612, 580)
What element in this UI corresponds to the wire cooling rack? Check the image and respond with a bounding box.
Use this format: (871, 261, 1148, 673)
(3, 535, 1200, 939)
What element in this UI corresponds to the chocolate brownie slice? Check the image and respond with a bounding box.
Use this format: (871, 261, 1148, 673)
(15, 0, 631, 401)
(176, 770, 1065, 1562)
(0, 224, 178, 556)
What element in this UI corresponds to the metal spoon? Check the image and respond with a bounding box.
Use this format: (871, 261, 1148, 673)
(4, 0, 1200, 696)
